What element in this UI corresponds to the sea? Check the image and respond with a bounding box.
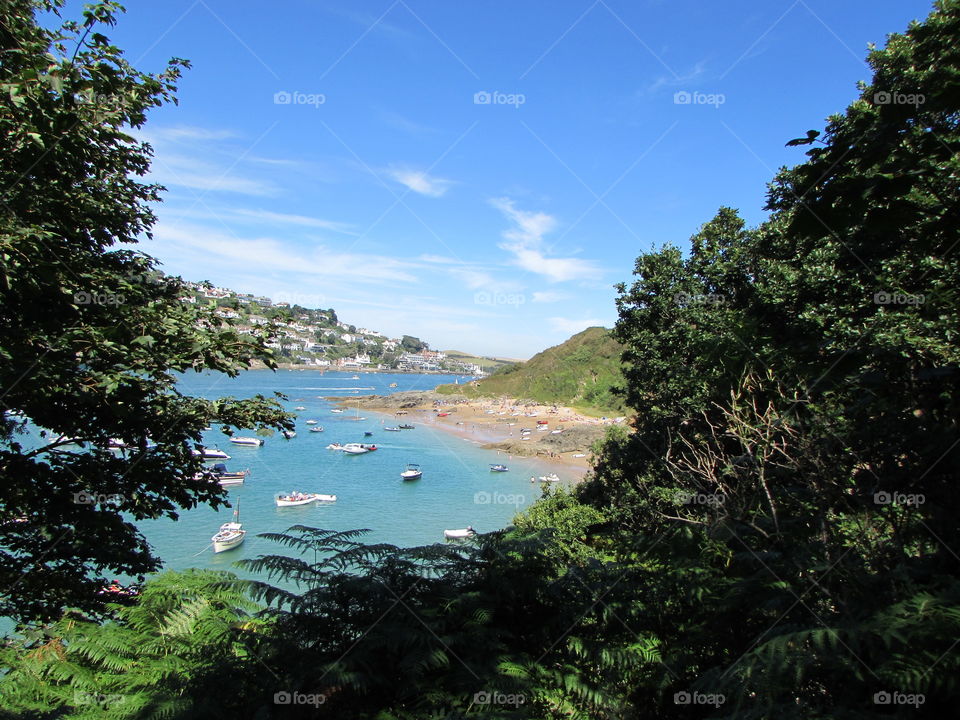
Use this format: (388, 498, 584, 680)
(134, 370, 565, 578)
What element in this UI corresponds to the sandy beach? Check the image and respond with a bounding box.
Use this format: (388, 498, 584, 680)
(329, 391, 630, 481)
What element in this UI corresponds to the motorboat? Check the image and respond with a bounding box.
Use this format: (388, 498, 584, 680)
(384, 426, 401, 432)
(343, 443, 376, 454)
(326, 442, 345, 450)
(537, 473, 560, 483)
(306, 419, 318, 425)
(489, 464, 509, 472)
(444, 527, 475, 540)
(330, 409, 344, 414)
(229, 437, 263, 447)
(309, 426, 325, 433)
(276, 492, 337, 507)
(398, 424, 415, 430)
(294, 406, 306, 411)
(282, 430, 297, 439)
(401, 463, 422, 481)
(211, 504, 245, 553)
(194, 447, 230, 460)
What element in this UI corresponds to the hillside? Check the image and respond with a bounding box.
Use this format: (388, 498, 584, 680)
(441, 350, 520, 372)
(438, 327, 627, 414)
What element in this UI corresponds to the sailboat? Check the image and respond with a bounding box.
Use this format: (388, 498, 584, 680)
(211, 501, 246, 553)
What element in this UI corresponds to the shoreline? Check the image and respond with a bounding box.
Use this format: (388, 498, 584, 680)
(330, 392, 625, 482)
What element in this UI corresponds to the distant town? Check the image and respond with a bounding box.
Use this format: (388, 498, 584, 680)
(180, 280, 491, 375)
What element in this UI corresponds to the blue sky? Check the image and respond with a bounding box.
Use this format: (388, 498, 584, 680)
(98, 0, 932, 358)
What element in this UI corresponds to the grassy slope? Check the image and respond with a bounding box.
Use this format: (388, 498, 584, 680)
(438, 327, 627, 414)
(442, 350, 519, 371)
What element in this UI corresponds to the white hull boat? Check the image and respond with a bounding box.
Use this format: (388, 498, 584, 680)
(330, 409, 344, 414)
(401, 463, 422, 481)
(343, 443, 377, 454)
(194, 448, 231, 460)
(537, 473, 560, 483)
(309, 427, 325, 433)
(326, 443, 344, 450)
(444, 527, 475, 540)
(230, 437, 263, 447)
(276, 492, 337, 507)
(283, 431, 297, 439)
(212, 503, 245, 553)
(305, 420, 318, 425)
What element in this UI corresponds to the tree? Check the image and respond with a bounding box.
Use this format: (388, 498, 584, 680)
(0, 1, 291, 623)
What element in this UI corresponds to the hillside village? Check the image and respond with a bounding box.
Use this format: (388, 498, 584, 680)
(180, 280, 487, 375)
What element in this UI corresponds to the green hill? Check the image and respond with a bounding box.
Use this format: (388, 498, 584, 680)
(438, 327, 627, 414)
(441, 350, 519, 372)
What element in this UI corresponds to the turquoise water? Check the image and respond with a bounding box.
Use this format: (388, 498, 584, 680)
(136, 370, 562, 577)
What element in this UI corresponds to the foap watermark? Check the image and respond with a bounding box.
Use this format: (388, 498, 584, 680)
(474, 90, 526, 108)
(474, 291, 525, 308)
(74, 291, 125, 306)
(273, 90, 326, 108)
(673, 292, 726, 306)
(873, 91, 925, 107)
(676, 491, 726, 507)
(874, 690, 925, 708)
(74, 691, 126, 706)
(473, 690, 526, 707)
(475, 491, 525, 507)
(674, 691, 725, 707)
(273, 291, 327, 308)
(674, 90, 725, 108)
(874, 491, 925, 507)
(274, 691, 327, 707)
(874, 291, 924, 305)
(73, 491, 124, 506)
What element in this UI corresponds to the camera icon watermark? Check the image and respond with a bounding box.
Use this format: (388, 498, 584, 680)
(873, 291, 924, 305)
(674, 90, 725, 108)
(273, 690, 326, 707)
(872, 91, 925, 107)
(873, 491, 925, 507)
(673, 690, 725, 707)
(474, 291, 525, 307)
(873, 690, 925, 707)
(673, 292, 726, 306)
(474, 491, 525, 507)
(73, 491, 125, 505)
(473, 90, 526, 108)
(473, 690, 526, 706)
(273, 90, 326, 108)
(74, 291, 125, 306)
(675, 491, 726, 507)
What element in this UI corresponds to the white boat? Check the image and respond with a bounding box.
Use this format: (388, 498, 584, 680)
(489, 464, 509, 472)
(326, 442, 344, 450)
(275, 492, 337, 507)
(351, 374, 360, 379)
(282, 430, 297, 439)
(384, 426, 401, 432)
(305, 419, 318, 425)
(309, 426, 325, 433)
(294, 406, 306, 411)
(211, 504, 245, 553)
(198, 463, 249, 486)
(343, 443, 377, 454)
(401, 463, 422, 481)
(230, 437, 263, 447)
(537, 473, 560, 483)
(194, 447, 231, 460)
(330, 409, 344, 414)
(444, 527, 475, 540)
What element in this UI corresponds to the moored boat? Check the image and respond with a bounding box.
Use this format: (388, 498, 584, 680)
(536, 473, 560, 483)
(401, 463, 422, 481)
(305, 419, 318, 425)
(398, 424, 415, 430)
(444, 527, 475, 540)
(230, 437, 263, 447)
(275, 492, 337, 507)
(294, 406, 306, 411)
(211, 504, 245, 553)
(342, 443, 377, 454)
(194, 447, 231, 460)
(282, 430, 297, 439)
(384, 426, 401, 432)
(330, 409, 344, 414)
(309, 426, 325, 433)
(489, 464, 509, 472)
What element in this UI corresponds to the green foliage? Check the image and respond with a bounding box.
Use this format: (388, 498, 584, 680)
(441, 327, 627, 414)
(0, 1, 291, 623)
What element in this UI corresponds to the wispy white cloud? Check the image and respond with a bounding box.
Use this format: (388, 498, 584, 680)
(548, 317, 607, 335)
(150, 154, 277, 196)
(230, 208, 356, 234)
(647, 60, 708, 93)
(386, 167, 454, 197)
(491, 198, 602, 283)
(140, 126, 239, 143)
